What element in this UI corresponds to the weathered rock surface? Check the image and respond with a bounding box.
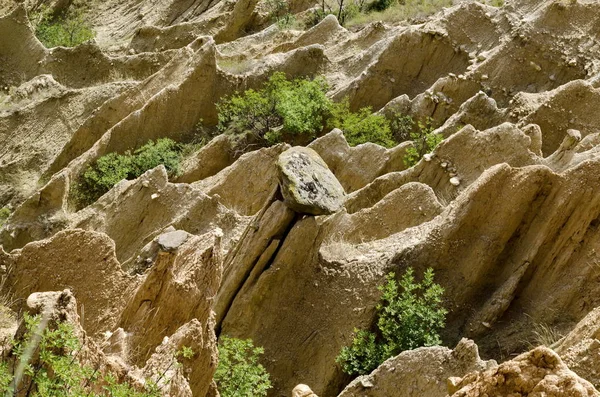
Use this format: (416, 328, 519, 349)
(278, 147, 346, 215)
(4, 0, 600, 396)
(338, 339, 495, 397)
(449, 347, 600, 397)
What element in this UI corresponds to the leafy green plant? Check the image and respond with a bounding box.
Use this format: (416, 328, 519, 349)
(1, 313, 158, 396)
(0, 207, 10, 228)
(77, 138, 184, 206)
(328, 98, 394, 148)
(217, 73, 403, 149)
(403, 118, 443, 167)
(389, 112, 415, 143)
(214, 336, 271, 397)
(31, 6, 95, 48)
(217, 72, 330, 146)
(337, 268, 447, 376)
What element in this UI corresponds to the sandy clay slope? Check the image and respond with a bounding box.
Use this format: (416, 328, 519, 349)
(4, 0, 600, 395)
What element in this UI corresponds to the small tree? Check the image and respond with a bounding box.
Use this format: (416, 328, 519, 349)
(328, 98, 394, 148)
(403, 118, 443, 167)
(214, 336, 272, 397)
(337, 268, 447, 376)
(217, 72, 330, 145)
(32, 6, 95, 48)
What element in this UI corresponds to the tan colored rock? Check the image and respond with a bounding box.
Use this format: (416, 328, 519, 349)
(293, 384, 319, 397)
(556, 306, 600, 389)
(118, 231, 222, 365)
(175, 135, 235, 184)
(450, 346, 600, 397)
(346, 123, 540, 213)
(308, 129, 410, 193)
(0, 230, 134, 336)
(141, 318, 218, 397)
(338, 339, 495, 397)
(194, 144, 289, 215)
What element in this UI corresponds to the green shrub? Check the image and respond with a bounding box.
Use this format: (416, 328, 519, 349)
(32, 6, 95, 48)
(337, 268, 447, 376)
(1, 313, 158, 396)
(389, 112, 415, 143)
(217, 73, 403, 149)
(370, 0, 396, 11)
(130, 138, 183, 177)
(0, 207, 10, 228)
(214, 336, 272, 397)
(328, 99, 394, 148)
(403, 118, 443, 167)
(78, 138, 183, 206)
(217, 72, 330, 146)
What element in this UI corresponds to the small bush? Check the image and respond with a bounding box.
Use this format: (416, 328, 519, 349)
(32, 6, 95, 48)
(337, 268, 447, 376)
(328, 99, 394, 148)
(77, 138, 183, 206)
(1, 313, 159, 396)
(0, 207, 10, 228)
(214, 336, 272, 397)
(217, 72, 330, 146)
(389, 112, 415, 143)
(370, 0, 396, 11)
(217, 73, 403, 149)
(403, 118, 443, 167)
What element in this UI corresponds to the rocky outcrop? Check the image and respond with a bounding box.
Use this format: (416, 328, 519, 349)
(338, 339, 495, 397)
(556, 307, 600, 389)
(449, 347, 600, 397)
(0, 230, 134, 336)
(6, 0, 600, 396)
(278, 147, 346, 215)
(119, 231, 222, 365)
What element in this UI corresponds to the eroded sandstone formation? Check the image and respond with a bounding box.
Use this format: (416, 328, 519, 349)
(3, 0, 600, 396)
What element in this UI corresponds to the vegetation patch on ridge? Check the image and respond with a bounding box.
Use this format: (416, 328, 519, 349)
(336, 268, 447, 376)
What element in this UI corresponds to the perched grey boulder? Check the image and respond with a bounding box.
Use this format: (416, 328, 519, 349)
(277, 147, 346, 215)
(157, 230, 191, 252)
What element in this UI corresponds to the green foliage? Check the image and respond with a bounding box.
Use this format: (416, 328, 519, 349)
(266, 0, 296, 29)
(217, 73, 409, 149)
(328, 99, 394, 148)
(214, 336, 272, 397)
(77, 138, 183, 206)
(337, 268, 447, 376)
(370, 0, 396, 11)
(403, 118, 443, 167)
(32, 6, 95, 48)
(336, 329, 382, 376)
(177, 346, 195, 360)
(1, 313, 158, 396)
(389, 112, 415, 143)
(0, 207, 10, 228)
(217, 72, 330, 146)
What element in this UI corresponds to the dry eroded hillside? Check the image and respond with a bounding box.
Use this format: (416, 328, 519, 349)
(3, 0, 600, 396)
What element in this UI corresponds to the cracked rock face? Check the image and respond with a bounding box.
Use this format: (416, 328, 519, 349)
(278, 147, 346, 215)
